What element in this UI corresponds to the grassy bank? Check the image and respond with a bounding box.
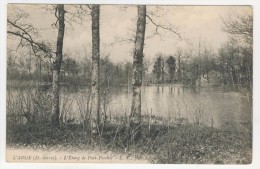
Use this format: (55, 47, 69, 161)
(7, 122, 252, 164)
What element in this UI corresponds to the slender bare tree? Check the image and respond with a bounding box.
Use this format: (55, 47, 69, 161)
(7, 6, 55, 126)
(7, 5, 91, 127)
(90, 5, 101, 134)
(51, 4, 65, 127)
(129, 5, 146, 141)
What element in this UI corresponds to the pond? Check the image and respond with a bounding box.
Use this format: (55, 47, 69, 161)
(59, 84, 252, 130)
(7, 83, 252, 131)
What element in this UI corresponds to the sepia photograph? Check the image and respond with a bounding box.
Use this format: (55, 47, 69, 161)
(4, 2, 256, 165)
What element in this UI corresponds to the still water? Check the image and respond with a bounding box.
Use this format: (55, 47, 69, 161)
(60, 84, 251, 130)
(7, 83, 252, 130)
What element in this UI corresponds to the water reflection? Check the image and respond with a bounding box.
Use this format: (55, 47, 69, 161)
(7, 84, 251, 130)
(106, 84, 250, 129)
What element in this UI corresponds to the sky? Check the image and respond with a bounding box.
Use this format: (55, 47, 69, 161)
(7, 4, 252, 63)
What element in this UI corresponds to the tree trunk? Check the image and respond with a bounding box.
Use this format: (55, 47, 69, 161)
(129, 5, 146, 142)
(90, 5, 100, 134)
(39, 59, 42, 83)
(51, 4, 65, 128)
(177, 55, 181, 81)
(161, 60, 164, 84)
(127, 71, 130, 93)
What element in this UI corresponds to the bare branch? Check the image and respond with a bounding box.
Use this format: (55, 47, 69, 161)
(7, 19, 53, 58)
(146, 14, 182, 40)
(64, 5, 91, 26)
(105, 36, 135, 47)
(221, 13, 253, 45)
(147, 6, 168, 18)
(87, 5, 92, 10)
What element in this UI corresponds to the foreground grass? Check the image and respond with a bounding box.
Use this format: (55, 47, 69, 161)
(7, 123, 252, 164)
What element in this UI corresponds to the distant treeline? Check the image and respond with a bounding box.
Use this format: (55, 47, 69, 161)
(8, 38, 252, 91)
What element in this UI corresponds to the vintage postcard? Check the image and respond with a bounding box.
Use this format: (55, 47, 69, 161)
(5, 3, 254, 164)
